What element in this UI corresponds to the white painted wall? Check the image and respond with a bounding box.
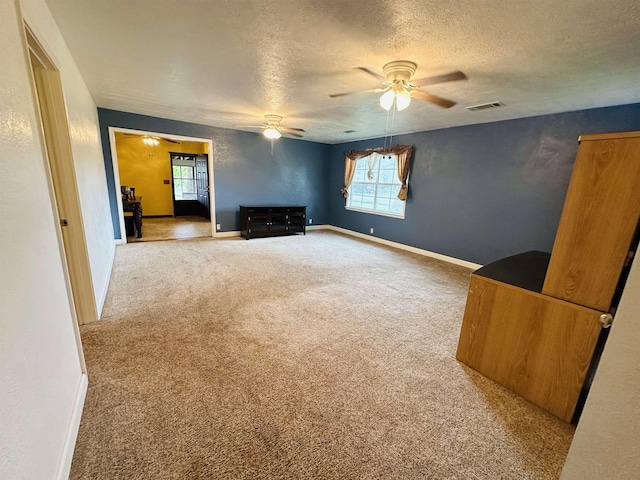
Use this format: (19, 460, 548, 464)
(561, 257, 640, 478)
(0, 0, 113, 477)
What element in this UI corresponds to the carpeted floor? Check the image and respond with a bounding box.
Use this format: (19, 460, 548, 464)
(71, 231, 574, 479)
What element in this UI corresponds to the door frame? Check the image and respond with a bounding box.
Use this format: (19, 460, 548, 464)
(24, 24, 97, 331)
(108, 127, 216, 243)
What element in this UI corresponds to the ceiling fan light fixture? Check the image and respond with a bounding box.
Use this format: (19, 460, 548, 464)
(395, 90, 412, 111)
(263, 126, 282, 139)
(379, 89, 396, 110)
(142, 136, 159, 146)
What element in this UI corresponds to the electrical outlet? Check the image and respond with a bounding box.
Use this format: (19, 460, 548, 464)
(309, 218, 313, 224)
(370, 228, 374, 234)
(216, 224, 221, 230)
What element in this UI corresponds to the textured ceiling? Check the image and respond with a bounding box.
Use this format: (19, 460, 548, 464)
(45, 0, 640, 144)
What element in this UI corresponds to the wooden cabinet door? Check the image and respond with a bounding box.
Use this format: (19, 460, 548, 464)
(457, 275, 603, 422)
(542, 133, 640, 311)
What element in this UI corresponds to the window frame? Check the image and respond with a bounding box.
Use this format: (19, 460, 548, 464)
(172, 164, 197, 201)
(344, 153, 408, 219)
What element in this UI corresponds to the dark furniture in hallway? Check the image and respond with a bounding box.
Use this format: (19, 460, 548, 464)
(123, 196, 143, 238)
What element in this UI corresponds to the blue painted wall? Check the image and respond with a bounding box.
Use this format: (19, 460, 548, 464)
(98, 108, 330, 238)
(99, 104, 639, 264)
(328, 104, 640, 265)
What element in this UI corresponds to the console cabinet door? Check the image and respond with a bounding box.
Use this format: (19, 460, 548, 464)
(457, 275, 603, 422)
(288, 212, 305, 233)
(247, 214, 269, 236)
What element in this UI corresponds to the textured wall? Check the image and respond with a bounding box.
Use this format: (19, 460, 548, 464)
(99, 109, 331, 238)
(1, 0, 93, 477)
(115, 134, 206, 216)
(328, 103, 640, 265)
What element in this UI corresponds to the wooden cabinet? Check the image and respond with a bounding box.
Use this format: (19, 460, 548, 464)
(456, 131, 640, 422)
(542, 132, 640, 311)
(240, 205, 306, 240)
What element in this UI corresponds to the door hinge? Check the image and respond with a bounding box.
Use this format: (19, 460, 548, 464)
(624, 250, 635, 267)
(60, 219, 69, 227)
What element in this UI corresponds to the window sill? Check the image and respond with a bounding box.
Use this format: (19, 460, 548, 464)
(345, 206, 405, 219)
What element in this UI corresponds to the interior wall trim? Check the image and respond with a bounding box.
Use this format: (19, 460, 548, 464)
(107, 126, 216, 242)
(55, 373, 88, 480)
(208, 225, 480, 269)
(323, 225, 482, 270)
(215, 231, 242, 238)
(97, 245, 116, 318)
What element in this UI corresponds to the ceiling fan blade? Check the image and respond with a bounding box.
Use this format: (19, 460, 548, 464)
(355, 67, 385, 82)
(247, 125, 268, 128)
(285, 132, 304, 138)
(411, 90, 456, 108)
(329, 88, 380, 98)
(329, 90, 363, 98)
(412, 70, 467, 87)
(281, 127, 306, 133)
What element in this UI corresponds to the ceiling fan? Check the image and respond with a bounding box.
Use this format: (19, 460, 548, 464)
(329, 60, 467, 111)
(249, 114, 305, 139)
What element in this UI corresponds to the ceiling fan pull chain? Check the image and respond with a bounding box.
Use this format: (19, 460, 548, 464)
(383, 106, 392, 149)
(389, 105, 396, 146)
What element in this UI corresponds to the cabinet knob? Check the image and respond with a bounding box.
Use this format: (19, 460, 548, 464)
(599, 313, 613, 328)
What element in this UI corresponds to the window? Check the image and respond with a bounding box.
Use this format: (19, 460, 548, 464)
(172, 165, 197, 200)
(346, 153, 406, 218)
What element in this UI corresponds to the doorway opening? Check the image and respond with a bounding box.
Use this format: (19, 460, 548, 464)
(109, 128, 216, 243)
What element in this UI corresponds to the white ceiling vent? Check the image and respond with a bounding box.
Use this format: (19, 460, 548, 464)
(466, 101, 505, 112)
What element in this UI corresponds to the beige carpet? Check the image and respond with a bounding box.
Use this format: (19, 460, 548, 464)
(71, 231, 574, 479)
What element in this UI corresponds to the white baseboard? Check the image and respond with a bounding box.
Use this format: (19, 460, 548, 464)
(318, 225, 482, 270)
(56, 373, 88, 480)
(114, 239, 124, 245)
(147, 224, 480, 269)
(96, 245, 116, 319)
(215, 230, 241, 238)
